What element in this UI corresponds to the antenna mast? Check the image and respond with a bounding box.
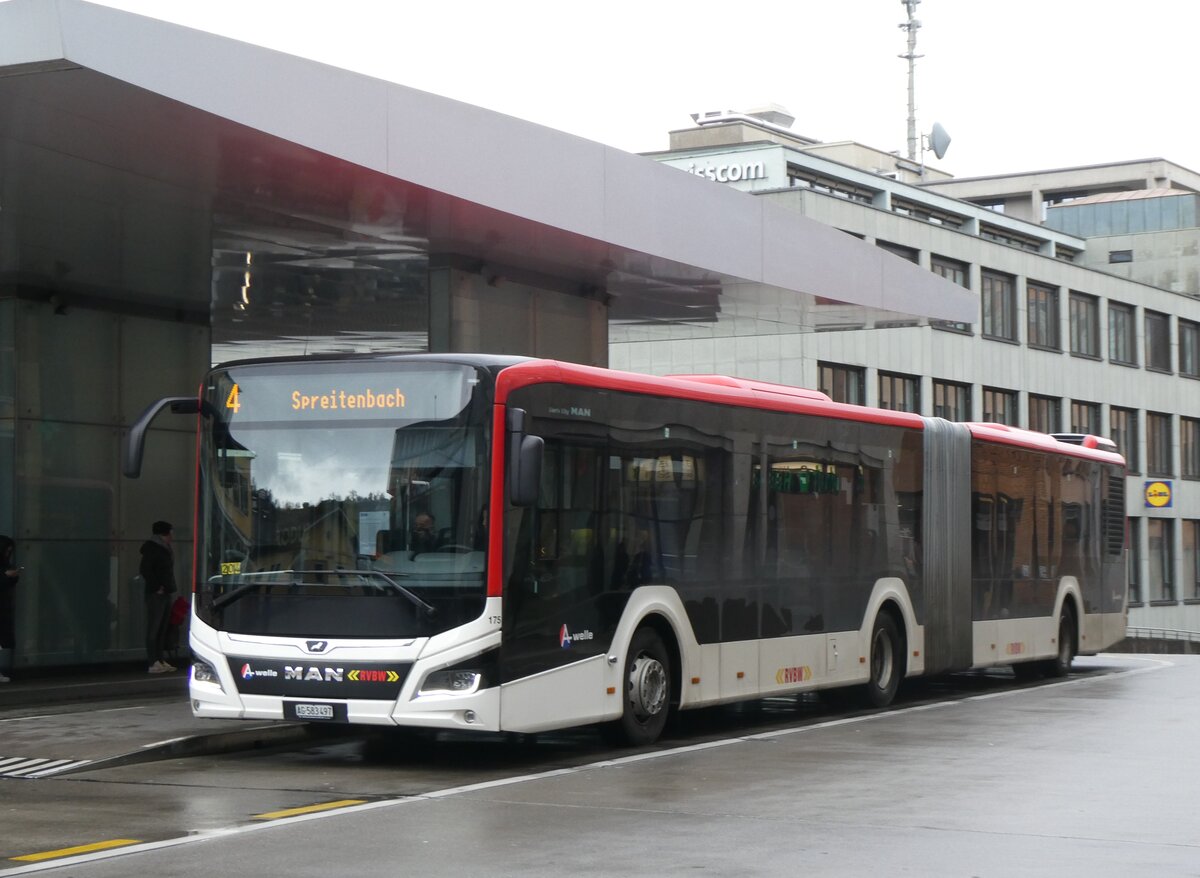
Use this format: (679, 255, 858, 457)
(898, 0, 923, 161)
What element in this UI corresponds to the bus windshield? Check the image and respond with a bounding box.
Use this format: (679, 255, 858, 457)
(195, 360, 492, 639)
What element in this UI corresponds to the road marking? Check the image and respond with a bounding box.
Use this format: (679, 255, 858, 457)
(253, 799, 368, 820)
(10, 840, 140, 862)
(1, 655, 1173, 874)
(0, 757, 92, 779)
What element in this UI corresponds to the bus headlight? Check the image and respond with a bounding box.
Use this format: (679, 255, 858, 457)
(192, 658, 222, 689)
(419, 669, 482, 695)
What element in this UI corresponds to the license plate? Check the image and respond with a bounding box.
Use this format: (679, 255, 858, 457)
(284, 701, 347, 722)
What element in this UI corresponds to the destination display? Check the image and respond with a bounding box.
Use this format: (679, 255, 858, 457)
(210, 363, 479, 424)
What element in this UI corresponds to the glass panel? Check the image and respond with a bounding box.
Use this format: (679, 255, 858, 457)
(0, 299, 12, 537)
(119, 315, 210, 424)
(17, 303, 119, 423)
(17, 421, 118, 541)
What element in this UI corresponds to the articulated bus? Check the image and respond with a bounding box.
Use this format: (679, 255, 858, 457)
(125, 354, 1128, 745)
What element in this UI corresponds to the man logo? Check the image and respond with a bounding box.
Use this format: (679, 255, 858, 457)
(306, 640, 330, 653)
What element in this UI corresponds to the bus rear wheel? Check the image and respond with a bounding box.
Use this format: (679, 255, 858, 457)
(607, 627, 672, 747)
(864, 612, 904, 708)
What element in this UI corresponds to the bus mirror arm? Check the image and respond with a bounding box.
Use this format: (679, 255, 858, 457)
(124, 396, 216, 478)
(506, 408, 543, 507)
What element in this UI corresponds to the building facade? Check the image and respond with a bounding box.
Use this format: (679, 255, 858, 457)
(624, 111, 1200, 633)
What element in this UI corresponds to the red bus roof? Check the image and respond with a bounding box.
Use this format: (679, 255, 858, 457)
(493, 359, 1126, 467)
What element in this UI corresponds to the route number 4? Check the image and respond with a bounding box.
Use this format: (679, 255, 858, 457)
(225, 384, 241, 413)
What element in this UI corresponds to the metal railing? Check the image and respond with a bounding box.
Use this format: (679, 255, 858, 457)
(1125, 627, 1200, 644)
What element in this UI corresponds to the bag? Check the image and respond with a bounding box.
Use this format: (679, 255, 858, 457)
(169, 595, 190, 626)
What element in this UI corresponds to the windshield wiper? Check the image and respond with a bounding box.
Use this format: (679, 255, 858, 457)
(348, 569, 438, 618)
(210, 569, 307, 610)
(211, 568, 437, 618)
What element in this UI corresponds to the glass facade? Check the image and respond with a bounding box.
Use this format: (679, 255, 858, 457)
(2, 299, 207, 668)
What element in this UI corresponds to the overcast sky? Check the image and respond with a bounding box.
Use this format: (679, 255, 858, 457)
(94, 0, 1200, 179)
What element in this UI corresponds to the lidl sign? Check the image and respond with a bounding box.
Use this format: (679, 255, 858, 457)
(1144, 480, 1173, 508)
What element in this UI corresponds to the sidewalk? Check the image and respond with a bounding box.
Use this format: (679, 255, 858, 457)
(0, 661, 188, 710)
(0, 661, 321, 778)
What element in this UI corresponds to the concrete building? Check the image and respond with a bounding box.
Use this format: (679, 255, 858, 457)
(922, 159, 1200, 296)
(0, 3, 971, 671)
(626, 110, 1200, 634)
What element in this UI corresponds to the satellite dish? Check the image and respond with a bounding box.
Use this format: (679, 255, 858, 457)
(928, 122, 951, 160)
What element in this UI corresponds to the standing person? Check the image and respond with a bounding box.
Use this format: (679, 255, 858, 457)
(140, 520, 178, 674)
(0, 535, 18, 684)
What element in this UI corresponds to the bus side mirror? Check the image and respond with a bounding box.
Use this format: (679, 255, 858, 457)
(124, 396, 211, 478)
(507, 408, 543, 507)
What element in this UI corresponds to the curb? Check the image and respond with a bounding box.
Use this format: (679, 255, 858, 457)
(54, 721, 335, 777)
(0, 675, 187, 710)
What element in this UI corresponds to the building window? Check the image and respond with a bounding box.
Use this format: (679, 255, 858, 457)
(890, 198, 966, 229)
(1108, 249, 1133, 264)
(1185, 418, 1200, 479)
(1148, 518, 1174, 602)
(1147, 412, 1172, 477)
(930, 255, 972, 334)
(1028, 394, 1061, 433)
(1069, 292, 1100, 358)
(1071, 401, 1101, 436)
(933, 380, 970, 421)
(981, 387, 1017, 426)
(1128, 518, 1141, 604)
(1184, 521, 1200, 600)
(979, 223, 1042, 252)
(981, 271, 1016, 342)
(1181, 319, 1200, 378)
(787, 167, 875, 202)
(879, 371, 919, 413)
(819, 362, 865, 405)
(1110, 407, 1138, 473)
(1026, 282, 1060, 350)
(877, 240, 918, 263)
(1108, 302, 1136, 365)
(1145, 310, 1171, 372)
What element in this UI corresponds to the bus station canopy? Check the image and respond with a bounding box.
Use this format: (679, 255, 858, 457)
(0, 0, 975, 340)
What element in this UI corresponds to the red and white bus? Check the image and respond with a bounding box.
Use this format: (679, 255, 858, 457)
(126, 354, 1128, 745)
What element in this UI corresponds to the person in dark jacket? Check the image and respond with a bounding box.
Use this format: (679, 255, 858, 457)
(140, 520, 178, 674)
(0, 534, 18, 684)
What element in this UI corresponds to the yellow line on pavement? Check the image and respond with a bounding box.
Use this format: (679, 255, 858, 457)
(11, 839, 141, 862)
(254, 799, 368, 820)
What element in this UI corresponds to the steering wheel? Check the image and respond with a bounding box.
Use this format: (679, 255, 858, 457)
(438, 544, 475, 554)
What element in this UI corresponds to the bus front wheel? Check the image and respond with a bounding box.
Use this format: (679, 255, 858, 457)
(607, 627, 672, 747)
